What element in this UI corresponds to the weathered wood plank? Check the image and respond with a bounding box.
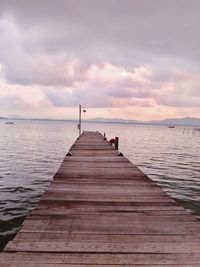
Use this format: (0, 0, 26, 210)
(1, 252, 200, 264)
(6, 241, 200, 253)
(13, 232, 200, 242)
(1, 263, 199, 267)
(26, 213, 198, 222)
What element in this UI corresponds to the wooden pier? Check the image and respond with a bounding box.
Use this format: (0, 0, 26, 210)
(1, 131, 200, 266)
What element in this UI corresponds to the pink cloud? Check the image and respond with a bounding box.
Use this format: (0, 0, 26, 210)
(1, 47, 200, 112)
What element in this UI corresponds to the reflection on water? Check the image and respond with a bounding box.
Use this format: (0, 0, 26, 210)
(0, 120, 200, 250)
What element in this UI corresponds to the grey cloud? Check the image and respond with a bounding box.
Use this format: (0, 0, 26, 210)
(44, 88, 78, 107)
(107, 88, 134, 98)
(155, 82, 200, 108)
(0, 16, 86, 87)
(156, 95, 200, 108)
(0, 0, 200, 112)
(107, 87, 157, 99)
(0, 0, 200, 68)
(44, 87, 112, 108)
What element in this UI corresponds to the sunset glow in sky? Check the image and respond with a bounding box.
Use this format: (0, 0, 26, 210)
(0, 0, 200, 120)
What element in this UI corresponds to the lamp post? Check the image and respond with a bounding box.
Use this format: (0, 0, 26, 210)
(78, 104, 86, 137)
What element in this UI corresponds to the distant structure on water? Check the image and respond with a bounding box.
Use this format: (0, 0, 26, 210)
(183, 127, 200, 135)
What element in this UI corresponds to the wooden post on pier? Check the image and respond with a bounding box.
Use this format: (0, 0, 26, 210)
(1, 131, 200, 266)
(115, 136, 119, 150)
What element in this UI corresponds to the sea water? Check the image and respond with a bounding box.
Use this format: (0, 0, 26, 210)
(0, 119, 200, 249)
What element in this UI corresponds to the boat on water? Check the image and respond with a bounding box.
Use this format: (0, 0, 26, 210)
(168, 125, 175, 128)
(5, 121, 14, 125)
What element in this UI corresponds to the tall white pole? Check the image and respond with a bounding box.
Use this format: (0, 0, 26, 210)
(79, 104, 81, 137)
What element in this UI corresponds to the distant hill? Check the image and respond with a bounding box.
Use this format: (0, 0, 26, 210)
(148, 117, 200, 126)
(90, 117, 200, 126)
(1, 116, 200, 126)
(88, 117, 140, 124)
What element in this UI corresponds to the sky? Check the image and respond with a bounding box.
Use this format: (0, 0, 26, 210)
(0, 0, 200, 121)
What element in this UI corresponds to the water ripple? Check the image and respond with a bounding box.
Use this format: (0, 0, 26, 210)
(0, 120, 200, 250)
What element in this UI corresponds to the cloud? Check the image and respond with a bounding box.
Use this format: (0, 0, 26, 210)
(154, 72, 200, 108)
(1, 1, 200, 69)
(1, 53, 200, 112)
(0, 15, 88, 86)
(42, 63, 200, 109)
(42, 63, 156, 108)
(0, 1, 200, 119)
(0, 74, 50, 111)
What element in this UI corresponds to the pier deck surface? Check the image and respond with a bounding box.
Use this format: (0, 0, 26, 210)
(1, 131, 200, 266)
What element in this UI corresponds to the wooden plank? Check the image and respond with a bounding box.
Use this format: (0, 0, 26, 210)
(13, 232, 200, 242)
(6, 241, 200, 253)
(26, 213, 198, 222)
(19, 219, 200, 235)
(2, 265, 200, 267)
(40, 195, 175, 203)
(63, 156, 129, 162)
(1, 252, 200, 264)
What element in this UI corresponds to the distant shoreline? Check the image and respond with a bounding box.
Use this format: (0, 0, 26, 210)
(1, 117, 200, 127)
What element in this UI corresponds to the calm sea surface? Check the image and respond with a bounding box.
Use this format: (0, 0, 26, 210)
(0, 119, 200, 249)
